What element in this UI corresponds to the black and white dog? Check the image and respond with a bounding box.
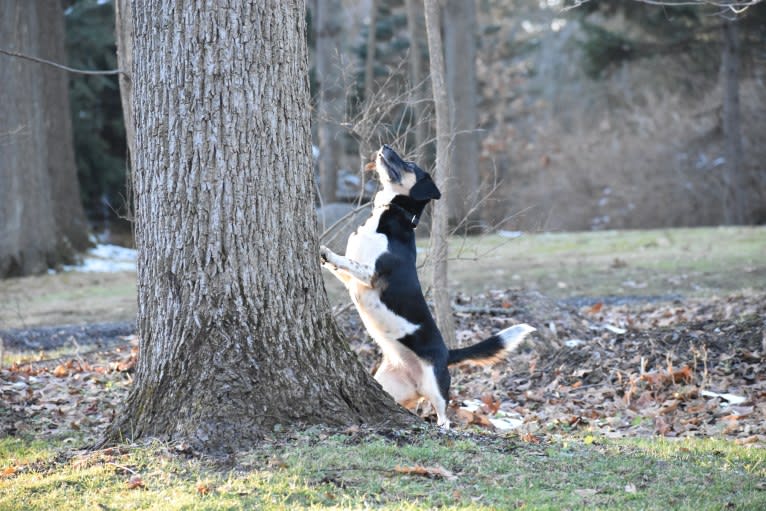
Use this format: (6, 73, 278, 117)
(320, 145, 535, 428)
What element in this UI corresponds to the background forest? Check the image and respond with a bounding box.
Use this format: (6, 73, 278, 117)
(53, 0, 766, 244)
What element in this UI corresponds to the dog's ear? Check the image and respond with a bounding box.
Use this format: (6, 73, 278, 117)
(410, 175, 441, 201)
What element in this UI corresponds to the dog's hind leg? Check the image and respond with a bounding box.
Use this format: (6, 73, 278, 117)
(320, 245, 375, 287)
(417, 364, 451, 429)
(374, 359, 419, 406)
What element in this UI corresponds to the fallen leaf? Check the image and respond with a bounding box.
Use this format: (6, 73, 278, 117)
(126, 475, 145, 490)
(53, 364, 69, 378)
(455, 407, 494, 429)
(520, 432, 541, 444)
(481, 394, 501, 414)
(659, 399, 680, 415)
(587, 302, 604, 314)
(267, 456, 287, 470)
(655, 416, 671, 436)
(721, 406, 754, 420)
(394, 464, 456, 480)
(1, 466, 16, 478)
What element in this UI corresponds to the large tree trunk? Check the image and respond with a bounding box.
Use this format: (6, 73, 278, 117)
(444, 0, 480, 231)
(424, 0, 457, 347)
(316, 0, 345, 204)
(721, 19, 746, 224)
(0, 2, 85, 277)
(103, 1, 411, 452)
(40, 0, 91, 252)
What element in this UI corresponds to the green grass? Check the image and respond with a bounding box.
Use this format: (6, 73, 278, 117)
(2, 227, 763, 329)
(443, 226, 765, 299)
(2, 431, 764, 510)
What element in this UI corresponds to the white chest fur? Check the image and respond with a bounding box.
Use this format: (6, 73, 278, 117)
(343, 190, 419, 365)
(345, 209, 388, 266)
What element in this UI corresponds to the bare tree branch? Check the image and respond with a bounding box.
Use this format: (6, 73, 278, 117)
(0, 47, 125, 76)
(562, 0, 764, 14)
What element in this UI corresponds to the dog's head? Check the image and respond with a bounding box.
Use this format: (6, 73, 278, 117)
(371, 145, 441, 202)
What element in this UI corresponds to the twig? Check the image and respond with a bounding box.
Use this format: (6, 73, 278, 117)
(332, 302, 355, 318)
(70, 337, 88, 366)
(107, 462, 138, 475)
(453, 305, 521, 316)
(0, 48, 125, 76)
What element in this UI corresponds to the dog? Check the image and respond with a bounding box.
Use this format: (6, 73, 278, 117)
(320, 145, 535, 428)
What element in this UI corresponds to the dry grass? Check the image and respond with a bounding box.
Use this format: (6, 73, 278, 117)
(482, 80, 766, 231)
(0, 271, 135, 330)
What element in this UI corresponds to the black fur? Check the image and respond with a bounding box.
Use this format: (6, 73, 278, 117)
(322, 145, 533, 427)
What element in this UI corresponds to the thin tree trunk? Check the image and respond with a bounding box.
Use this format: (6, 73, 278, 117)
(103, 1, 411, 452)
(0, 3, 66, 276)
(721, 19, 746, 224)
(405, 0, 427, 161)
(316, 0, 344, 204)
(364, 0, 378, 100)
(444, 0, 480, 231)
(424, 0, 457, 347)
(114, 0, 135, 224)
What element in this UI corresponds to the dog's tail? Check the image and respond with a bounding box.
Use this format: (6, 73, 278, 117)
(447, 324, 535, 366)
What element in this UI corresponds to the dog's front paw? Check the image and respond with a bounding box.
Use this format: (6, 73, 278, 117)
(319, 245, 335, 268)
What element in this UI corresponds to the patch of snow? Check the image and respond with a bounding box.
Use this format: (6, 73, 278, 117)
(497, 230, 523, 239)
(61, 244, 137, 273)
(602, 324, 627, 335)
(489, 416, 524, 431)
(700, 390, 747, 406)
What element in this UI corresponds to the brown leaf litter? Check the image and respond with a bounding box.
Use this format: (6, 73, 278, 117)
(1, 291, 763, 445)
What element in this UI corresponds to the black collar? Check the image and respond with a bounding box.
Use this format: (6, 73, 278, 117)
(386, 202, 420, 228)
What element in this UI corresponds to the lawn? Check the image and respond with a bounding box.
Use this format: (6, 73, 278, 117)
(2, 430, 765, 510)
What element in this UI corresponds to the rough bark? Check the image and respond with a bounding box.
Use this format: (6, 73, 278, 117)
(444, 0, 480, 231)
(721, 20, 746, 224)
(0, 3, 66, 277)
(40, 1, 91, 252)
(114, 0, 135, 223)
(103, 1, 412, 452)
(316, 0, 345, 203)
(424, 0, 457, 347)
(364, 0, 378, 100)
